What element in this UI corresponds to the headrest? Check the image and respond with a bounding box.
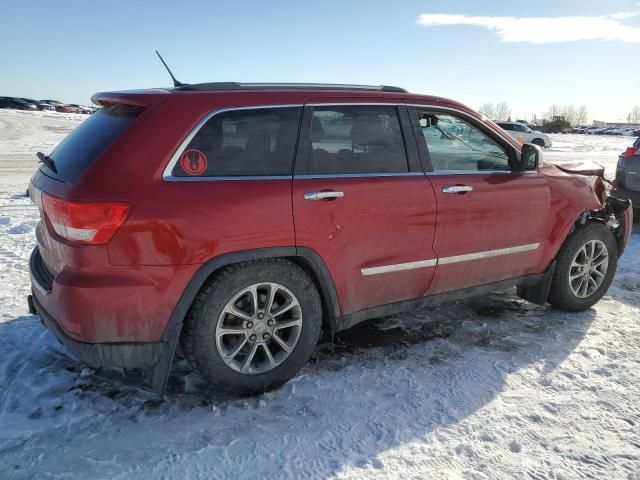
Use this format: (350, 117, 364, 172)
(351, 114, 387, 146)
(245, 127, 271, 153)
(311, 117, 325, 143)
(196, 121, 223, 151)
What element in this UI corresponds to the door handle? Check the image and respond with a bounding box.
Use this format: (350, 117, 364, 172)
(442, 185, 473, 194)
(303, 191, 345, 201)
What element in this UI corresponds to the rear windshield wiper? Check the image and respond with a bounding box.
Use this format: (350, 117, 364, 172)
(37, 152, 57, 173)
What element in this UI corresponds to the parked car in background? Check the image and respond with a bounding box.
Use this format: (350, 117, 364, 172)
(515, 119, 537, 130)
(614, 136, 640, 220)
(67, 104, 94, 114)
(27, 82, 632, 396)
(54, 104, 78, 113)
(496, 121, 552, 148)
(20, 98, 55, 111)
(615, 136, 640, 198)
(0, 97, 37, 110)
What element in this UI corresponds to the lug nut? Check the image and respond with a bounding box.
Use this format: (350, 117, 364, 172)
(262, 333, 270, 340)
(246, 321, 253, 329)
(249, 334, 257, 342)
(257, 313, 264, 320)
(267, 319, 275, 326)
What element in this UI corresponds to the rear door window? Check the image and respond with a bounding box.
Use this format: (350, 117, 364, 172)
(307, 105, 408, 175)
(47, 104, 143, 182)
(171, 107, 302, 177)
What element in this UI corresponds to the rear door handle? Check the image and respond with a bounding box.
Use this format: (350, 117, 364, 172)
(442, 185, 473, 194)
(303, 191, 345, 201)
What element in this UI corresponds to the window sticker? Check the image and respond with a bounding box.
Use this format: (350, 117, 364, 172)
(180, 149, 208, 176)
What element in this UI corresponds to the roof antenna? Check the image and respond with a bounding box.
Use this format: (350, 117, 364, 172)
(155, 50, 186, 87)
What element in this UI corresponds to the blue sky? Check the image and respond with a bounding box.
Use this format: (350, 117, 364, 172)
(1, 0, 639, 122)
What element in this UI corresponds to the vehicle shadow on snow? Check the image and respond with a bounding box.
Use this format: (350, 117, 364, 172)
(1, 289, 600, 478)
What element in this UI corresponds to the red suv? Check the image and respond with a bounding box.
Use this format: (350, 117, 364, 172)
(28, 83, 633, 395)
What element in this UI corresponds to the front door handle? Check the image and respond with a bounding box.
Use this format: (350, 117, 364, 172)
(442, 185, 473, 194)
(304, 191, 345, 201)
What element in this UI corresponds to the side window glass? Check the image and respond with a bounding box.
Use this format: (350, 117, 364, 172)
(171, 107, 301, 177)
(309, 105, 408, 175)
(417, 110, 510, 172)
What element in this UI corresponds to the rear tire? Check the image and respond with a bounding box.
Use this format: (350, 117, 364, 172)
(547, 222, 618, 311)
(180, 259, 322, 395)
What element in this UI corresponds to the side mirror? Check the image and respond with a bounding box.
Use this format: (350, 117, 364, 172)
(515, 143, 541, 171)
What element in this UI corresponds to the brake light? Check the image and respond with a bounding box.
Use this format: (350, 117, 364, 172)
(42, 194, 131, 245)
(623, 146, 639, 159)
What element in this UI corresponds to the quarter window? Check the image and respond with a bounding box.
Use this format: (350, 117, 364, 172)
(416, 110, 510, 172)
(308, 105, 408, 175)
(171, 107, 302, 177)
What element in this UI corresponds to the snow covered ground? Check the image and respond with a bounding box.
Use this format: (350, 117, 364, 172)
(544, 134, 631, 180)
(0, 110, 639, 479)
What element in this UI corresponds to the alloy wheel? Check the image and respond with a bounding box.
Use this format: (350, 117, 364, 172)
(215, 283, 303, 374)
(568, 239, 609, 299)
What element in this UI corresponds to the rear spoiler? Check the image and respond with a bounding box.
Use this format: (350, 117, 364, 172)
(91, 89, 170, 107)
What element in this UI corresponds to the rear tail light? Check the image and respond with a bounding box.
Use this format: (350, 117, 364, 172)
(623, 146, 639, 159)
(42, 193, 131, 245)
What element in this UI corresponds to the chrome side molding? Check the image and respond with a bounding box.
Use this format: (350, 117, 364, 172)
(360, 243, 540, 276)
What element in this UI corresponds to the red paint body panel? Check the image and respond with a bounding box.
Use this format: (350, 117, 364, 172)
(29, 87, 633, 346)
(292, 176, 437, 314)
(428, 172, 551, 293)
(537, 164, 606, 267)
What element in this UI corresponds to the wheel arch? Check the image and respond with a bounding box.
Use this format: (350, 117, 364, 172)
(148, 247, 339, 397)
(161, 247, 341, 345)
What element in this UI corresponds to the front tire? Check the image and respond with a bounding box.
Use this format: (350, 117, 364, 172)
(180, 259, 322, 394)
(532, 138, 546, 148)
(547, 222, 618, 311)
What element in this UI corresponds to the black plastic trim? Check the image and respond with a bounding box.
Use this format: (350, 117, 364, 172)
(397, 105, 423, 173)
(337, 272, 546, 332)
(173, 83, 407, 93)
(30, 247, 54, 292)
(517, 261, 556, 305)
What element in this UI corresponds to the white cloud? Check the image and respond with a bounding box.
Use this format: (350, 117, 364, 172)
(416, 12, 640, 44)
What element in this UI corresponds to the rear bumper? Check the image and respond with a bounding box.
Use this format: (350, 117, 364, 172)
(28, 245, 195, 343)
(32, 293, 164, 369)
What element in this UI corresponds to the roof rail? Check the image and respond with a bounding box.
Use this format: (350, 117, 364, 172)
(173, 82, 408, 93)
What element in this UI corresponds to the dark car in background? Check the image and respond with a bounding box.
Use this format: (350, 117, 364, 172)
(0, 97, 37, 110)
(614, 136, 640, 220)
(20, 98, 55, 111)
(616, 137, 640, 195)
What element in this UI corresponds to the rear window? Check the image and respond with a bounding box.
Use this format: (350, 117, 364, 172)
(308, 105, 408, 175)
(45, 104, 143, 182)
(171, 107, 302, 177)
